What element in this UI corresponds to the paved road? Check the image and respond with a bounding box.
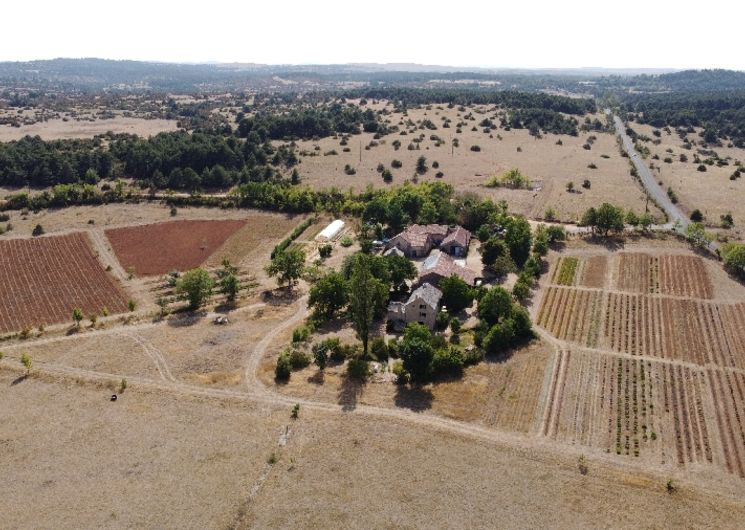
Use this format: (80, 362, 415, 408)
(611, 113, 687, 230)
(610, 113, 719, 255)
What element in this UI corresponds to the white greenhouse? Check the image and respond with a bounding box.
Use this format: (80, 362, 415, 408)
(316, 219, 345, 241)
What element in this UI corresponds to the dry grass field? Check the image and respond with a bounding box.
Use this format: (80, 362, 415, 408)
(629, 122, 745, 233)
(289, 105, 661, 222)
(0, 116, 179, 141)
(3, 368, 745, 529)
(535, 239, 745, 480)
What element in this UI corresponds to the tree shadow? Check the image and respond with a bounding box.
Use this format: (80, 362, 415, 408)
(394, 384, 433, 412)
(10, 374, 28, 386)
(262, 287, 300, 306)
(166, 311, 206, 328)
(307, 370, 325, 385)
(337, 375, 363, 411)
(584, 235, 626, 251)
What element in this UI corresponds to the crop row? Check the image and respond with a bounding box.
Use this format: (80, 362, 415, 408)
(615, 253, 713, 299)
(0, 233, 129, 332)
(543, 350, 720, 472)
(537, 287, 603, 347)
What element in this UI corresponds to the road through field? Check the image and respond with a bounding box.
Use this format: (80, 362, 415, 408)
(612, 113, 687, 229)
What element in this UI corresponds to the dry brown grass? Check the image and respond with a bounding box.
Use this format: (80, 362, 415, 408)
(0, 116, 179, 141)
(288, 105, 660, 222)
(630, 122, 745, 236)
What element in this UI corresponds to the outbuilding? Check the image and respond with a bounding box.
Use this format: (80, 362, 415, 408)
(316, 219, 345, 241)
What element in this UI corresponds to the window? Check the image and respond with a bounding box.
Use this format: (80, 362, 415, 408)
(420, 312, 427, 318)
(419, 304, 426, 309)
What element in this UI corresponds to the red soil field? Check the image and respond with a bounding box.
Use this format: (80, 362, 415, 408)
(105, 220, 247, 276)
(0, 233, 129, 333)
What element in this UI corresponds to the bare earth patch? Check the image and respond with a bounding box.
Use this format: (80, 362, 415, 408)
(105, 219, 247, 276)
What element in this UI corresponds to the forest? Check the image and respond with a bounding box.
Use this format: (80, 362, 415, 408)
(622, 91, 745, 146)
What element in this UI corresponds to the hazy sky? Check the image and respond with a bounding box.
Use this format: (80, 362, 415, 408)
(2, 0, 743, 69)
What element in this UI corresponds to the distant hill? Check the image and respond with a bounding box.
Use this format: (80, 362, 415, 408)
(0, 58, 741, 95)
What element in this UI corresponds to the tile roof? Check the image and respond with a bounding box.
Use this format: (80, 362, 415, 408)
(441, 226, 471, 248)
(420, 252, 477, 285)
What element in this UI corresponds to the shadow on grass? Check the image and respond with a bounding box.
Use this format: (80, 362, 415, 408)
(166, 311, 207, 328)
(307, 370, 325, 385)
(338, 375, 363, 412)
(394, 384, 433, 412)
(584, 235, 626, 251)
(11, 374, 28, 386)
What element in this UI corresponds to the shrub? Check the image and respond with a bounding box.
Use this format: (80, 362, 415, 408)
(436, 311, 450, 330)
(431, 347, 464, 376)
(697, 164, 707, 172)
(128, 299, 137, 312)
(582, 179, 591, 189)
(690, 209, 703, 222)
(340, 235, 353, 247)
(32, 224, 44, 237)
(347, 357, 370, 380)
(462, 347, 484, 366)
(370, 336, 388, 361)
(288, 349, 311, 370)
(382, 169, 393, 182)
(391, 159, 403, 168)
(470, 145, 481, 152)
(319, 244, 332, 258)
(344, 164, 356, 175)
(275, 351, 292, 381)
(292, 325, 311, 344)
(392, 360, 408, 383)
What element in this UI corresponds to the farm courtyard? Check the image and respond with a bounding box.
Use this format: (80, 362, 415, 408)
(2, 204, 745, 528)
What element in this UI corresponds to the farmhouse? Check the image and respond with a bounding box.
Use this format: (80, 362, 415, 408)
(440, 226, 472, 257)
(387, 282, 443, 330)
(419, 252, 478, 287)
(386, 224, 450, 257)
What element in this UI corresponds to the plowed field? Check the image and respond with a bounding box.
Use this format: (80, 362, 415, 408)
(0, 233, 129, 332)
(105, 219, 246, 276)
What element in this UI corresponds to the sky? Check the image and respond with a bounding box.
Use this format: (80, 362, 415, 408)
(2, 0, 744, 70)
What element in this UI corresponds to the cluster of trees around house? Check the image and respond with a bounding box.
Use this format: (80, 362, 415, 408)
(622, 91, 745, 147)
(267, 192, 561, 384)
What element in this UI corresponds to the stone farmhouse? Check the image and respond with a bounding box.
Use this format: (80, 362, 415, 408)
(386, 282, 443, 330)
(386, 224, 471, 258)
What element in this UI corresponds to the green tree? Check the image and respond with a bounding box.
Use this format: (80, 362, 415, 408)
(312, 342, 328, 370)
(722, 243, 745, 279)
(220, 273, 240, 302)
(348, 254, 387, 355)
(72, 307, 83, 328)
(416, 156, 428, 174)
(639, 212, 653, 231)
(176, 268, 215, 310)
(385, 254, 416, 291)
(686, 222, 712, 248)
(439, 275, 474, 313)
(265, 248, 306, 289)
(308, 271, 348, 320)
(20, 352, 32, 374)
(478, 286, 513, 326)
(399, 323, 434, 383)
(582, 203, 625, 236)
(504, 216, 533, 267)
